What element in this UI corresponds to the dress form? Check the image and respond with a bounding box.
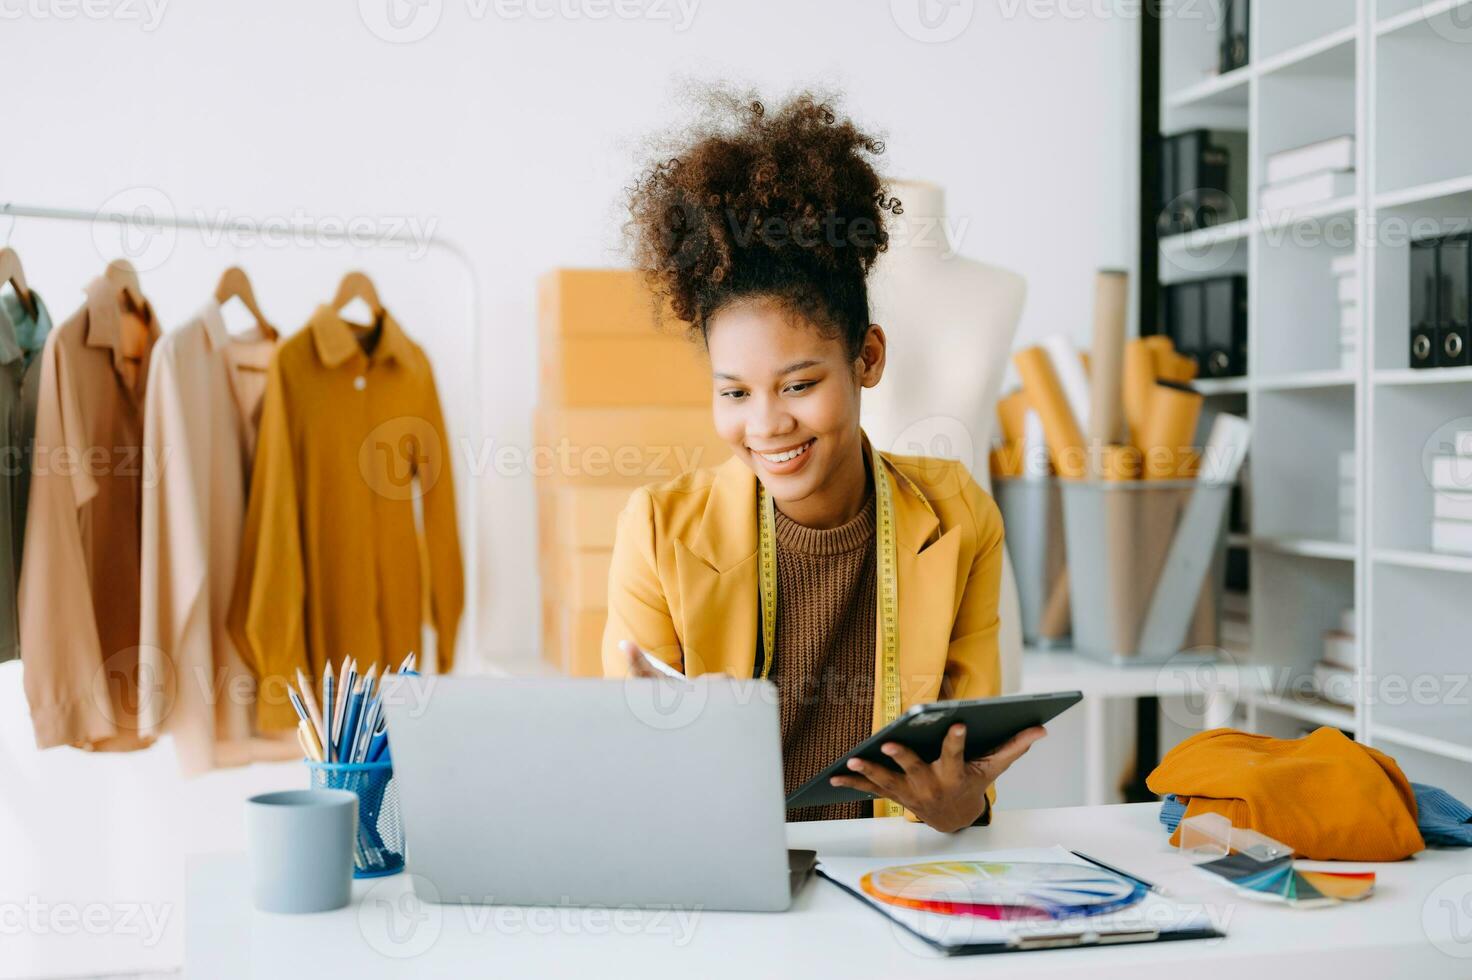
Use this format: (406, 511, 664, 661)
(863, 178, 1028, 693)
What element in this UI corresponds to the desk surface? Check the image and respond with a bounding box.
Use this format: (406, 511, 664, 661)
(188, 803, 1468, 978)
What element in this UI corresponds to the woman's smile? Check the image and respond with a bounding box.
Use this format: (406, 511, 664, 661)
(750, 438, 816, 475)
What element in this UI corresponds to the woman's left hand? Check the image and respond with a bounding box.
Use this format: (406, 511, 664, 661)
(829, 724, 1047, 833)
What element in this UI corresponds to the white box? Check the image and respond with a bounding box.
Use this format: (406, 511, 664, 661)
(1314, 660, 1357, 706)
(1330, 252, 1358, 278)
(1339, 607, 1357, 635)
(1432, 519, 1472, 556)
(1434, 491, 1472, 522)
(1266, 135, 1356, 185)
(1432, 455, 1472, 491)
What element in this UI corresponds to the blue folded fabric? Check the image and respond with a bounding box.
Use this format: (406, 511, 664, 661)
(1157, 784, 1472, 848)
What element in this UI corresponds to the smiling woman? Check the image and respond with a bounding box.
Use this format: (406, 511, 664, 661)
(606, 88, 1044, 832)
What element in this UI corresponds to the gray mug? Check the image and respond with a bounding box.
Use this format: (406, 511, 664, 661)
(245, 789, 358, 914)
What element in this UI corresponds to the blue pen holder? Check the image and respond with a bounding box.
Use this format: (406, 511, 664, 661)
(305, 760, 405, 878)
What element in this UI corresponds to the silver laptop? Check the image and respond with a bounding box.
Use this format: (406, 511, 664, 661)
(379, 674, 801, 912)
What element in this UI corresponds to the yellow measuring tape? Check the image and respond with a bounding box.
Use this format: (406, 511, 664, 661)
(757, 446, 936, 818)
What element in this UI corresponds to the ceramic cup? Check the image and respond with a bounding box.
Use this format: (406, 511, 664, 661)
(245, 788, 358, 914)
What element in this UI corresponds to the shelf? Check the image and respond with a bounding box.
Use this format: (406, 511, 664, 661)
(1247, 690, 1356, 730)
(1159, 218, 1253, 255)
(1165, 64, 1252, 110)
(1373, 365, 1472, 386)
(1255, 196, 1358, 230)
(1256, 25, 1359, 79)
(1193, 376, 1250, 396)
(1374, 718, 1472, 765)
(1373, 173, 1472, 211)
(1373, 548, 1472, 574)
(1252, 536, 1357, 560)
(1375, 0, 1472, 39)
(1254, 369, 1356, 391)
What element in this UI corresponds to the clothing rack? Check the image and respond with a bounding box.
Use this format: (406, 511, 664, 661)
(0, 199, 482, 663)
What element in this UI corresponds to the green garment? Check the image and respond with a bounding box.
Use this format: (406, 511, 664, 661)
(0, 287, 52, 662)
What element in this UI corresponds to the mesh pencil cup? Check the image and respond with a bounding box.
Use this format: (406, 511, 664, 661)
(305, 759, 405, 878)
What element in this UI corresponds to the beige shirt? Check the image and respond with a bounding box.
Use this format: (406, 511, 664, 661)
(20, 276, 160, 750)
(138, 302, 295, 773)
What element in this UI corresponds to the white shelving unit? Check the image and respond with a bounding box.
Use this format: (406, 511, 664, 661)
(1160, 0, 1472, 798)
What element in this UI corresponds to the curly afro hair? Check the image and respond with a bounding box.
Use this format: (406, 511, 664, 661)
(626, 87, 900, 357)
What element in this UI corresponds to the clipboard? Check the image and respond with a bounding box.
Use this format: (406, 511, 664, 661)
(814, 846, 1224, 956)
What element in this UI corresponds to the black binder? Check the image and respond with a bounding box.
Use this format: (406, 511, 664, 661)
(1202, 275, 1248, 377)
(1164, 281, 1203, 372)
(1437, 233, 1470, 367)
(1411, 237, 1439, 369)
(1221, 0, 1250, 73)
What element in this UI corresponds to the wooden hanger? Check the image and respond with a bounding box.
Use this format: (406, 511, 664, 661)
(0, 246, 37, 319)
(214, 265, 279, 340)
(104, 258, 145, 307)
(330, 270, 384, 317)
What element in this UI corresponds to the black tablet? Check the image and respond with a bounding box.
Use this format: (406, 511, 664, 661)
(785, 690, 1082, 810)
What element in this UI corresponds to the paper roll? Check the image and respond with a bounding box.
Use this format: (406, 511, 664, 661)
(989, 442, 1026, 479)
(997, 388, 1029, 445)
(1141, 382, 1204, 480)
(1100, 444, 1142, 481)
(1088, 270, 1129, 447)
(1013, 346, 1087, 479)
(1122, 340, 1156, 449)
(1041, 335, 1091, 438)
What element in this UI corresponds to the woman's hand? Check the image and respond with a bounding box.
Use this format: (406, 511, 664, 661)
(618, 639, 664, 678)
(829, 724, 1046, 833)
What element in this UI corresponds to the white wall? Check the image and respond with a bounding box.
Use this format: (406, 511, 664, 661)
(0, 5, 1139, 975)
(3, 0, 1139, 666)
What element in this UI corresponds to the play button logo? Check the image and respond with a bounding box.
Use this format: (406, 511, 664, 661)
(359, 0, 442, 43)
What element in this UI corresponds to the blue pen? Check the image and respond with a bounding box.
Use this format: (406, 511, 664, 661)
(340, 682, 364, 767)
(366, 729, 388, 763)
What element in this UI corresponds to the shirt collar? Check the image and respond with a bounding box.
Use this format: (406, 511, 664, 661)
(84, 275, 160, 362)
(0, 287, 52, 366)
(308, 304, 411, 369)
(198, 299, 230, 351)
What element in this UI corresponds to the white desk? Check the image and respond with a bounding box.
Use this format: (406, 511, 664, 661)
(187, 803, 1467, 978)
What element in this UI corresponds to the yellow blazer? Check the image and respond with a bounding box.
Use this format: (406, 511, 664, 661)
(601, 447, 1005, 726)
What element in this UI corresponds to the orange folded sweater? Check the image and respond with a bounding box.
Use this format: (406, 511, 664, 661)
(1146, 727, 1424, 861)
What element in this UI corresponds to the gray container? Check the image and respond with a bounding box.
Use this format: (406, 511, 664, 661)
(245, 789, 358, 914)
(1060, 479, 1230, 664)
(993, 477, 1068, 646)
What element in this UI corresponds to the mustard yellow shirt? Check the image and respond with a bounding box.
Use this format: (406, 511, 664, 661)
(228, 306, 463, 731)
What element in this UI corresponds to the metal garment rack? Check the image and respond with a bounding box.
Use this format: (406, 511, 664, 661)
(0, 200, 482, 664)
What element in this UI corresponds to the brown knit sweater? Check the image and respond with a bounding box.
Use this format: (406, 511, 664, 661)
(770, 492, 877, 822)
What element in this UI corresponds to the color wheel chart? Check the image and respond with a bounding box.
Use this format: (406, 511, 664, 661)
(858, 861, 1146, 920)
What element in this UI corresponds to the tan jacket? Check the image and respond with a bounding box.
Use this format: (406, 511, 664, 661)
(20, 276, 160, 750)
(228, 306, 464, 732)
(138, 302, 295, 774)
(601, 447, 1005, 818)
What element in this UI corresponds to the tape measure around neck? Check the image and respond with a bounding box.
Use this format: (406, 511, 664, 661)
(756, 448, 933, 819)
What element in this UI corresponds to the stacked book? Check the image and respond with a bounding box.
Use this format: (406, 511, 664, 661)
(1431, 430, 1472, 556)
(1259, 135, 1355, 213)
(536, 270, 728, 676)
(1314, 608, 1357, 707)
(1332, 253, 1358, 370)
(1338, 450, 1356, 542)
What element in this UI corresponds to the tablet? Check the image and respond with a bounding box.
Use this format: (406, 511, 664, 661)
(784, 690, 1082, 810)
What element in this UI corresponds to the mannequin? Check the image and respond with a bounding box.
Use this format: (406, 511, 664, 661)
(863, 178, 1028, 694)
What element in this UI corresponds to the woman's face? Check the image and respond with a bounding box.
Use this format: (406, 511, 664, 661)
(705, 298, 885, 511)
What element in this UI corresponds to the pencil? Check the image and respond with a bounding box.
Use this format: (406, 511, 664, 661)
(296, 668, 326, 752)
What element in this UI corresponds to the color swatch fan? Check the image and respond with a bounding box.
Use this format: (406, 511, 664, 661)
(1198, 853, 1375, 908)
(859, 860, 1145, 920)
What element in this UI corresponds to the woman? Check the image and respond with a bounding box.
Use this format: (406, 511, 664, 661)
(605, 90, 1044, 832)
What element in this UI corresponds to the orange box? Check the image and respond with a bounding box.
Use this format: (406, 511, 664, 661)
(552, 485, 630, 551)
(539, 269, 682, 339)
(533, 406, 729, 486)
(540, 334, 710, 408)
(542, 600, 607, 677)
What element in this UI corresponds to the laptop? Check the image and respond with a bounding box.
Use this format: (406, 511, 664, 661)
(378, 673, 806, 912)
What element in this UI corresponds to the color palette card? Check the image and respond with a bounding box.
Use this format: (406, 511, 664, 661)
(1197, 852, 1375, 908)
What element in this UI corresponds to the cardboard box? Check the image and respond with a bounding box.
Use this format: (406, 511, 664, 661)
(539, 268, 681, 339)
(533, 406, 729, 486)
(540, 334, 710, 407)
(542, 600, 607, 677)
(553, 485, 631, 551)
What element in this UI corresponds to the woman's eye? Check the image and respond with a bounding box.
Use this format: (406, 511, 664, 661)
(786, 381, 814, 394)
(720, 390, 748, 400)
